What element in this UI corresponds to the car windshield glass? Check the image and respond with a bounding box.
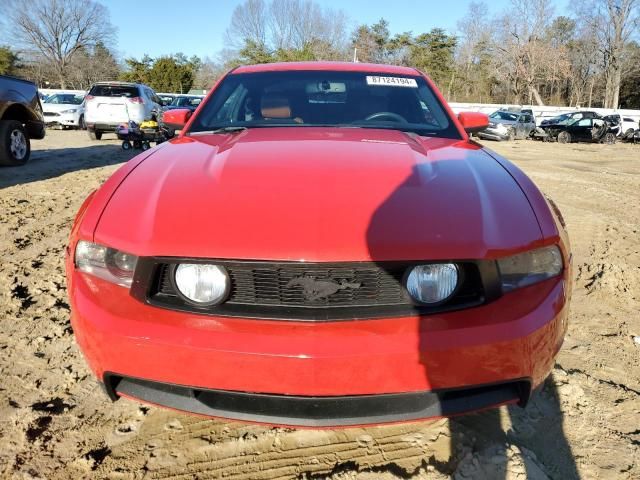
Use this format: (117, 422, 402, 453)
(188, 70, 459, 138)
(172, 96, 202, 107)
(89, 85, 139, 98)
(549, 113, 572, 124)
(489, 111, 518, 121)
(45, 94, 83, 105)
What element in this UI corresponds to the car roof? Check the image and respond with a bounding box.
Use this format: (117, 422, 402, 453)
(92, 81, 141, 87)
(233, 61, 420, 76)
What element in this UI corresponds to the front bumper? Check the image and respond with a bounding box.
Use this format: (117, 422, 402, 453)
(86, 122, 123, 132)
(478, 127, 510, 141)
(68, 265, 568, 426)
(105, 374, 530, 427)
(44, 112, 79, 127)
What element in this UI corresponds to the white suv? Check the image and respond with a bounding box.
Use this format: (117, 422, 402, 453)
(84, 82, 163, 140)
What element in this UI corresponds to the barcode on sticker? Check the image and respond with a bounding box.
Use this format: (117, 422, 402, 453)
(366, 76, 418, 87)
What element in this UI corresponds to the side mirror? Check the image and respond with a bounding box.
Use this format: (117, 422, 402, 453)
(162, 108, 192, 130)
(458, 112, 489, 134)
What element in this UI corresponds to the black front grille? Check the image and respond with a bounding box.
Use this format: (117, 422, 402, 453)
(160, 262, 410, 307)
(130, 259, 493, 321)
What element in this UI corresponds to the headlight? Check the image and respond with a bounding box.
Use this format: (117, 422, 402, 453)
(75, 240, 138, 287)
(61, 109, 77, 114)
(498, 246, 563, 292)
(174, 264, 230, 305)
(406, 263, 459, 304)
(488, 122, 497, 128)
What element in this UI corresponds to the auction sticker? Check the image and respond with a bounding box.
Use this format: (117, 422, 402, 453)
(366, 76, 418, 87)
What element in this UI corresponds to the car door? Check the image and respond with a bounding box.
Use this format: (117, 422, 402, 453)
(569, 118, 592, 141)
(517, 114, 533, 138)
(141, 88, 152, 119)
(569, 113, 583, 125)
(623, 117, 637, 134)
(515, 114, 527, 138)
(149, 89, 163, 120)
(524, 114, 535, 136)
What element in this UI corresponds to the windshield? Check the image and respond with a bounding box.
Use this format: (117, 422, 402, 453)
(45, 94, 84, 105)
(489, 111, 518, 121)
(88, 84, 139, 98)
(549, 113, 578, 125)
(171, 96, 202, 107)
(189, 70, 459, 138)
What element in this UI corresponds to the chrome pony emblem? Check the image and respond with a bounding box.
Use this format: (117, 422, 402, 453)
(286, 276, 361, 301)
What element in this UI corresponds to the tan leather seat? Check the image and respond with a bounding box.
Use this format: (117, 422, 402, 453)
(261, 94, 292, 119)
(260, 94, 302, 123)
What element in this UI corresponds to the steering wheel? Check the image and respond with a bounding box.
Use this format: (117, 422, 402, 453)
(364, 111, 408, 123)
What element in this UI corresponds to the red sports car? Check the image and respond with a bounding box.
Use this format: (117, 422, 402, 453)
(66, 62, 571, 427)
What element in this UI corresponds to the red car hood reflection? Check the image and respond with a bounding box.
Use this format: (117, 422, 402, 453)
(95, 127, 543, 261)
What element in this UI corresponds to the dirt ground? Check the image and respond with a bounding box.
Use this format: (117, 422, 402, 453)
(0, 130, 638, 480)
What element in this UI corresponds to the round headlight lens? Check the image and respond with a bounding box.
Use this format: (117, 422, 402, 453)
(174, 264, 229, 305)
(406, 264, 459, 304)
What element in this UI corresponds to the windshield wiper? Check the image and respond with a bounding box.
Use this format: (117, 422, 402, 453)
(189, 126, 248, 135)
(351, 124, 428, 135)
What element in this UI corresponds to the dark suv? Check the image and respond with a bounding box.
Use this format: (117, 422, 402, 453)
(0, 75, 46, 165)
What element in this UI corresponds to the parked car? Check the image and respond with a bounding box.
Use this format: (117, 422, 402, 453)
(67, 61, 571, 427)
(477, 110, 536, 141)
(621, 128, 640, 143)
(158, 93, 176, 105)
(0, 74, 46, 165)
(603, 114, 638, 137)
(538, 116, 617, 144)
(162, 94, 203, 112)
(540, 111, 600, 127)
(42, 92, 86, 129)
(84, 82, 163, 140)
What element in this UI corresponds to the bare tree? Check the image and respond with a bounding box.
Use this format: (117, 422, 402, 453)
(225, 0, 269, 49)
(66, 43, 120, 89)
(193, 56, 225, 89)
(563, 24, 601, 107)
(8, 0, 115, 88)
(454, 2, 495, 102)
(271, 0, 347, 51)
(225, 0, 349, 61)
(579, 0, 639, 108)
(492, 0, 571, 105)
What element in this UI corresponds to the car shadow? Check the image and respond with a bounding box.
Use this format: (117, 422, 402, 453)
(448, 374, 580, 478)
(0, 144, 137, 189)
(366, 162, 580, 478)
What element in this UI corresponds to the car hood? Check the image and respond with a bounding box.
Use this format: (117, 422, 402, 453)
(95, 127, 543, 261)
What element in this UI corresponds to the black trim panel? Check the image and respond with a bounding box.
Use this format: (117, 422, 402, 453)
(103, 373, 530, 427)
(130, 258, 496, 321)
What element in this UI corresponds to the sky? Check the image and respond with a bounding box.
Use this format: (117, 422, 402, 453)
(106, 0, 571, 60)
